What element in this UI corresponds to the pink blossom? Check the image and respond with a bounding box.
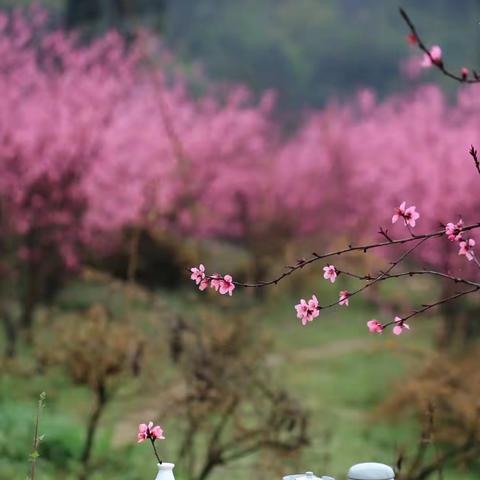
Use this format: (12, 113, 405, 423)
(338, 290, 349, 306)
(367, 319, 384, 334)
(445, 219, 463, 241)
(406, 33, 417, 45)
(461, 67, 469, 80)
(137, 422, 165, 443)
(458, 238, 476, 261)
(404, 205, 420, 227)
(210, 274, 222, 292)
(219, 274, 235, 296)
(323, 265, 337, 283)
(392, 316, 410, 335)
(150, 425, 164, 439)
(295, 294, 319, 326)
(199, 278, 210, 291)
(421, 45, 442, 67)
(190, 264, 206, 285)
(392, 202, 420, 227)
(392, 201, 406, 224)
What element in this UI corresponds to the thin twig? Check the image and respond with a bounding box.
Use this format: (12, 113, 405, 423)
(150, 438, 163, 465)
(383, 286, 479, 326)
(29, 392, 46, 480)
(469, 145, 480, 175)
(399, 8, 480, 84)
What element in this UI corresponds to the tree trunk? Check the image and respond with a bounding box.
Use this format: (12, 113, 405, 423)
(1, 308, 17, 359)
(20, 260, 41, 338)
(79, 383, 108, 480)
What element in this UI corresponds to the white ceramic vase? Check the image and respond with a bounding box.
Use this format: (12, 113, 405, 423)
(155, 462, 175, 480)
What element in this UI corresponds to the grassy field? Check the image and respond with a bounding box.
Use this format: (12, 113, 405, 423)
(0, 270, 477, 480)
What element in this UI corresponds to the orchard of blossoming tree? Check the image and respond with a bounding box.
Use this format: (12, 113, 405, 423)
(191, 84, 480, 337)
(2, 4, 480, 480)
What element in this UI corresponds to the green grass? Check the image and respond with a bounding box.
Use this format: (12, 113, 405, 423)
(0, 272, 477, 480)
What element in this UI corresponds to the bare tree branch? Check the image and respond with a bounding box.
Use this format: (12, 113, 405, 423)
(207, 221, 480, 289)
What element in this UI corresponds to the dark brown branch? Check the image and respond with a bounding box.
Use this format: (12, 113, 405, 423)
(469, 145, 480, 175)
(222, 221, 480, 288)
(318, 267, 480, 313)
(378, 226, 394, 242)
(399, 8, 480, 84)
(371, 269, 480, 289)
(383, 287, 479, 327)
(335, 267, 480, 290)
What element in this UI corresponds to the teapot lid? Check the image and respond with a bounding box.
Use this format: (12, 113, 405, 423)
(283, 472, 334, 480)
(348, 463, 394, 480)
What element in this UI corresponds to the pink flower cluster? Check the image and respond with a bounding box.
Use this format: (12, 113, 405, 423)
(445, 219, 463, 242)
(392, 202, 420, 228)
(339, 290, 349, 306)
(190, 264, 235, 296)
(137, 422, 165, 443)
(367, 319, 384, 333)
(367, 317, 410, 335)
(445, 219, 476, 261)
(294, 289, 350, 326)
(459, 238, 476, 261)
(295, 295, 319, 325)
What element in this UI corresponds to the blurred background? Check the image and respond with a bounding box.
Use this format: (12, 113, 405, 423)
(1, 1, 480, 479)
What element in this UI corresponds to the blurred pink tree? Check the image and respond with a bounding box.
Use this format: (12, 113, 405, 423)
(0, 7, 276, 333)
